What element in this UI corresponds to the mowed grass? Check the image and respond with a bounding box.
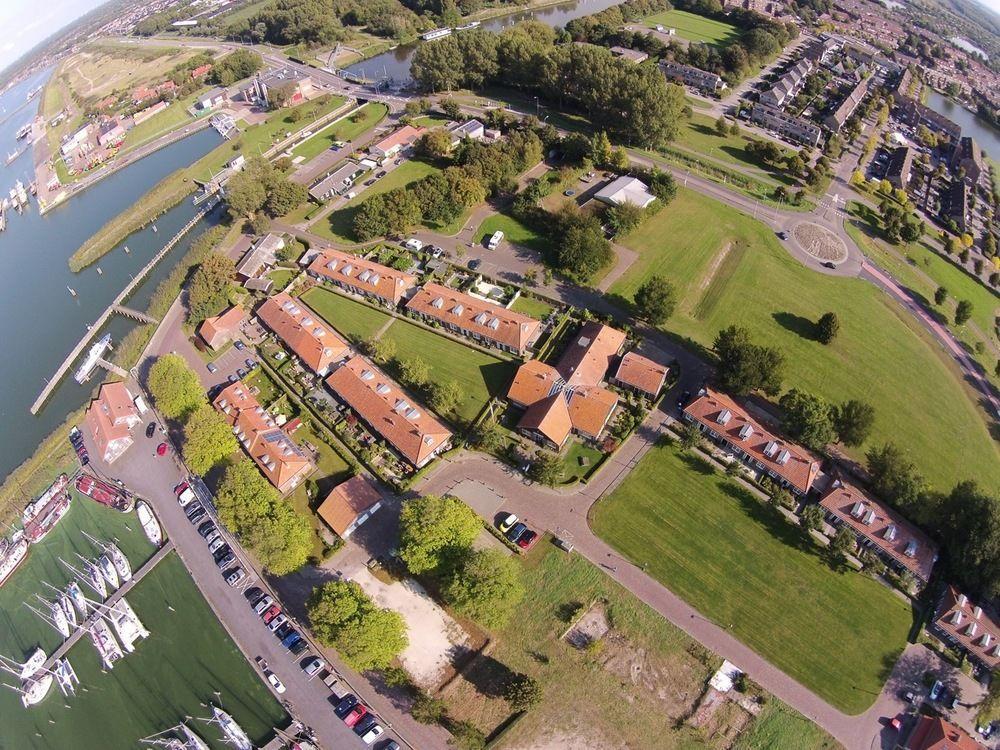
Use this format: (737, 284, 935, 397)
(643, 9, 741, 46)
(734, 700, 839, 750)
(300, 285, 393, 342)
(290, 102, 389, 162)
(510, 294, 554, 319)
(475, 212, 552, 255)
(673, 112, 797, 186)
(122, 93, 199, 154)
(613, 188, 1000, 494)
(592, 443, 912, 714)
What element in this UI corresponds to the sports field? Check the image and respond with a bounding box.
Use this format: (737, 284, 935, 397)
(592, 443, 912, 714)
(643, 9, 741, 46)
(613, 188, 1000, 494)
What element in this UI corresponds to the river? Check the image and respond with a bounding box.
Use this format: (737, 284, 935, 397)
(0, 70, 223, 483)
(344, 0, 627, 85)
(923, 88, 1000, 159)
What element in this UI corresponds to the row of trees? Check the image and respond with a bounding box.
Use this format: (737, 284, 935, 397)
(226, 156, 309, 232)
(411, 23, 687, 146)
(363, 336, 465, 420)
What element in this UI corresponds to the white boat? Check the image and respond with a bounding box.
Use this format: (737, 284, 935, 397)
(67, 580, 88, 617)
(59, 593, 76, 628)
(15, 180, 28, 206)
(123, 244, 130, 253)
(421, 27, 452, 41)
(19, 648, 46, 679)
(88, 618, 123, 670)
(21, 672, 53, 707)
(97, 554, 119, 589)
(50, 598, 70, 638)
(107, 543, 131, 582)
(86, 558, 107, 599)
(136, 501, 162, 547)
(96, 267, 102, 275)
(73, 333, 111, 384)
(0, 535, 28, 587)
(211, 706, 253, 750)
(456, 20, 480, 30)
(151, 224, 157, 233)
(53, 658, 79, 696)
(180, 725, 210, 750)
(106, 597, 149, 653)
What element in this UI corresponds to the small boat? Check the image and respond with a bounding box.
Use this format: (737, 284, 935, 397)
(123, 245, 130, 253)
(85, 558, 107, 599)
(29, 182, 36, 196)
(6, 151, 17, 165)
(59, 593, 76, 627)
(21, 672, 53, 707)
(0, 535, 29, 588)
(97, 554, 119, 590)
(136, 501, 162, 547)
(15, 180, 28, 206)
(88, 618, 123, 670)
(106, 597, 149, 653)
(67, 286, 77, 297)
(107, 542, 131, 582)
(180, 725, 210, 750)
(151, 224, 157, 233)
(67, 581, 88, 617)
(96, 267, 102, 275)
(210, 706, 253, 750)
(456, 20, 481, 30)
(19, 648, 46, 679)
(50, 598, 70, 638)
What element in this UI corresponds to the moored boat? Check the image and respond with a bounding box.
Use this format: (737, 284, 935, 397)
(0, 534, 29, 587)
(106, 597, 149, 653)
(136, 501, 163, 547)
(50, 598, 70, 638)
(67, 580, 88, 617)
(19, 647, 46, 679)
(75, 473, 131, 512)
(180, 724, 210, 750)
(211, 705, 253, 750)
(22, 475, 71, 544)
(97, 554, 119, 589)
(21, 672, 53, 707)
(88, 617, 123, 670)
(60, 593, 76, 627)
(107, 542, 131, 582)
(85, 558, 107, 599)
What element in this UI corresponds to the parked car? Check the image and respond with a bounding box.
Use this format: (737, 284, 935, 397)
(145, 422, 156, 438)
(376, 171, 386, 178)
(187, 508, 207, 525)
(198, 521, 216, 538)
(268, 614, 288, 633)
(505, 522, 528, 543)
(498, 513, 518, 533)
(334, 695, 359, 718)
(777, 231, 788, 240)
(343, 704, 368, 728)
(404, 238, 423, 252)
(676, 390, 691, 409)
(237, 368, 247, 379)
(468, 258, 481, 270)
(380, 742, 401, 750)
(822, 261, 837, 269)
(517, 530, 538, 549)
(244, 358, 255, 369)
(352, 713, 377, 734)
(281, 630, 301, 649)
(261, 605, 282, 624)
(289, 638, 309, 655)
(265, 671, 286, 694)
(275, 621, 294, 640)
(228, 374, 238, 384)
(184, 501, 203, 518)
(254, 595, 274, 615)
(234, 340, 245, 351)
(226, 568, 246, 587)
(216, 552, 236, 570)
(929, 680, 944, 701)
(245, 587, 264, 604)
(205, 529, 221, 546)
(361, 725, 385, 745)
(208, 536, 226, 555)
(156, 442, 169, 456)
(206, 362, 218, 374)
(304, 657, 325, 676)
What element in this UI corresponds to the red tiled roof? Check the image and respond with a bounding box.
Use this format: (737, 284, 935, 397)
(933, 586, 1000, 670)
(519, 393, 573, 448)
(614, 351, 668, 397)
(308, 249, 417, 305)
(256, 293, 348, 374)
(198, 305, 246, 348)
(370, 125, 426, 154)
(316, 475, 383, 537)
(405, 283, 541, 353)
(325, 356, 452, 468)
(683, 388, 820, 495)
(85, 382, 140, 463)
(820, 483, 937, 582)
(506, 359, 560, 407)
(568, 386, 619, 438)
(904, 715, 984, 750)
(191, 63, 212, 78)
(557, 322, 626, 387)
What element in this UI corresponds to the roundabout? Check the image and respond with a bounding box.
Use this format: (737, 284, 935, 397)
(791, 221, 850, 263)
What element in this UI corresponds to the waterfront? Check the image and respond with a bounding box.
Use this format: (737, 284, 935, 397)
(0, 76, 221, 482)
(924, 88, 1000, 157)
(344, 0, 627, 84)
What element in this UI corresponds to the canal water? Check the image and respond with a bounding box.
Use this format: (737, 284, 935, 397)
(0, 71, 222, 483)
(923, 88, 1000, 159)
(345, 0, 626, 85)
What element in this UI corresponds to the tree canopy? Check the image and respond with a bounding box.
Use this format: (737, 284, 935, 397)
(779, 389, 834, 451)
(713, 325, 785, 396)
(633, 275, 677, 324)
(399, 494, 482, 575)
(307, 581, 408, 672)
(148, 354, 204, 420)
(187, 253, 236, 323)
(444, 548, 526, 628)
(182, 404, 238, 475)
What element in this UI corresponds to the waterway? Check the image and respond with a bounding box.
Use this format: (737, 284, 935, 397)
(0, 70, 222, 484)
(923, 88, 1000, 159)
(344, 0, 626, 85)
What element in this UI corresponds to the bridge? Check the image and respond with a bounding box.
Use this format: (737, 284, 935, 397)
(30, 199, 219, 414)
(40, 539, 175, 673)
(112, 305, 158, 325)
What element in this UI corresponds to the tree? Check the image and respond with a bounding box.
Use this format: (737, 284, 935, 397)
(648, 170, 677, 203)
(713, 325, 785, 396)
(955, 299, 973, 325)
(816, 311, 839, 344)
(400, 357, 431, 389)
(503, 673, 542, 711)
(431, 380, 463, 416)
(411, 692, 446, 724)
(633, 275, 677, 324)
(449, 721, 486, 750)
(473, 419, 506, 452)
(936, 481, 1000, 598)
(866, 443, 924, 513)
(779, 389, 835, 451)
(555, 215, 613, 282)
(829, 526, 856, 561)
(800, 503, 825, 533)
(444, 548, 525, 628)
(187, 253, 236, 323)
(679, 422, 703, 451)
(416, 128, 454, 159)
(934, 286, 948, 305)
(528, 451, 562, 486)
(225, 171, 267, 219)
(148, 354, 204, 419)
(441, 98, 462, 120)
(215, 458, 277, 531)
(245, 498, 312, 574)
(715, 115, 730, 136)
(606, 201, 645, 236)
(590, 130, 613, 167)
(264, 179, 308, 217)
(307, 581, 407, 672)
(182, 404, 238, 475)
(833, 400, 875, 447)
(366, 336, 396, 365)
(398, 495, 482, 575)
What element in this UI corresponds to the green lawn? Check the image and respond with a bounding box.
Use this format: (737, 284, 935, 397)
(227, 94, 347, 170)
(290, 102, 389, 162)
(592, 443, 912, 714)
(287, 423, 353, 560)
(268, 268, 297, 292)
(475, 212, 553, 255)
(411, 114, 451, 128)
(643, 9, 741, 46)
(300, 286, 393, 343)
(673, 112, 797, 186)
(558, 440, 604, 483)
(121, 92, 199, 154)
(511, 294, 554, 319)
(613, 187, 1000, 494)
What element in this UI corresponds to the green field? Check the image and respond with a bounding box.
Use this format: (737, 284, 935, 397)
(613, 188, 1000, 494)
(643, 9, 741, 46)
(0, 498, 286, 749)
(510, 294, 554, 319)
(301, 286, 394, 342)
(290, 102, 389, 162)
(121, 93, 200, 155)
(558, 440, 604, 483)
(475, 212, 552, 255)
(592, 443, 912, 714)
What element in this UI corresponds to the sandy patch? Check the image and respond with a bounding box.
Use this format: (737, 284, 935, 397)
(503, 727, 618, 750)
(563, 601, 610, 648)
(600, 632, 704, 719)
(792, 222, 849, 262)
(697, 241, 733, 295)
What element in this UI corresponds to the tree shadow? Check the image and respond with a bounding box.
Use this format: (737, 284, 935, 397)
(772, 311, 819, 341)
(460, 653, 517, 699)
(717, 480, 816, 555)
(679, 451, 717, 476)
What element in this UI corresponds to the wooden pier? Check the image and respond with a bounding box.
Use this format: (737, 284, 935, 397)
(30, 200, 219, 415)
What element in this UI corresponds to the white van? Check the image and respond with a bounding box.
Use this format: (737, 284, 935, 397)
(487, 230, 504, 250)
(404, 238, 424, 252)
(133, 395, 148, 415)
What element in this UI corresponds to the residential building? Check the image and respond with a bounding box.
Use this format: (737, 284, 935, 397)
(609, 46, 649, 63)
(197, 305, 246, 349)
(819, 482, 937, 585)
(196, 87, 227, 111)
(823, 77, 870, 132)
(131, 100, 168, 126)
(242, 68, 313, 108)
(256, 293, 349, 375)
(316, 474, 384, 539)
(308, 160, 364, 202)
(447, 119, 485, 146)
(885, 146, 914, 189)
(507, 322, 625, 450)
(951, 136, 984, 186)
(612, 351, 669, 400)
(802, 36, 840, 65)
(190, 63, 212, 79)
(751, 103, 823, 147)
(369, 125, 427, 160)
(97, 121, 126, 148)
(244, 277, 274, 294)
(759, 59, 813, 107)
(902, 715, 984, 750)
(236, 233, 285, 280)
(213, 381, 314, 493)
(594, 176, 657, 208)
(405, 283, 542, 355)
(85, 381, 142, 464)
(682, 388, 820, 496)
(931, 586, 1000, 671)
(661, 61, 726, 92)
(723, 0, 782, 15)
(325, 355, 452, 468)
(940, 180, 969, 231)
(896, 97, 962, 142)
(307, 249, 417, 307)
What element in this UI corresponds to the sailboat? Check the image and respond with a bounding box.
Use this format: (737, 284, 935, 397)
(83, 557, 107, 599)
(107, 542, 131, 582)
(66, 581, 88, 617)
(49, 598, 70, 638)
(205, 705, 252, 750)
(20, 672, 54, 707)
(67, 286, 77, 297)
(179, 724, 210, 750)
(59, 593, 76, 628)
(97, 554, 119, 589)
(18, 648, 46, 679)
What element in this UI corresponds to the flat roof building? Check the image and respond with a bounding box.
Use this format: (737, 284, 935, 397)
(307, 249, 417, 307)
(242, 68, 313, 108)
(256, 292, 349, 375)
(609, 46, 649, 63)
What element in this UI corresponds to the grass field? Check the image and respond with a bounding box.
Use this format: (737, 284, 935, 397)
(475, 212, 552, 256)
(121, 93, 200, 155)
(592, 443, 912, 714)
(290, 102, 389, 162)
(510, 294, 554, 319)
(444, 543, 835, 748)
(64, 45, 198, 99)
(301, 286, 394, 342)
(643, 9, 741, 46)
(558, 440, 604, 483)
(41, 78, 65, 119)
(613, 187, 1000, 494)
(0, 500, 286, 749)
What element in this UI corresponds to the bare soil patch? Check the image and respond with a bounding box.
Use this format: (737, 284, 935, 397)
(792, 222, 849, 262)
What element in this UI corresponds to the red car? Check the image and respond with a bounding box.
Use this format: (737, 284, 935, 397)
(156, 442, 168, 456)
(261, 605, 282, 624)
(174, 481, 189, 496)
(517, 529, 538, 549)
(343, 704, 368, 728)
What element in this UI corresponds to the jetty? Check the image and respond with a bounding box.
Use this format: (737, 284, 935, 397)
(39, 540, 174, 673)
(30, 200, 218, 414)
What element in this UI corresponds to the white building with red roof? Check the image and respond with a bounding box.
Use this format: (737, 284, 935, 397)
(931, 586, 1000, 672)
(85, 382, 142, 464)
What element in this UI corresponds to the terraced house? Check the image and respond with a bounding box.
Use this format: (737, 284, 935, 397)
(405, 283, 542, 355)
(256, 292, 349, 376)
(682, 388, 821, 496)
(931, 587, 1000, 672)
(307, 249, 417, 307)
(213, 381, 314, 494)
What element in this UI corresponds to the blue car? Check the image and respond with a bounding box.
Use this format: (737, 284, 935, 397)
(334, 694, 358, 718)
(505, 522, 527, 543)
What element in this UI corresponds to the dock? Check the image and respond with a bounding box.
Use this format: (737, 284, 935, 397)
(40, 539, 175, 673)
(30, 199, 219, 414)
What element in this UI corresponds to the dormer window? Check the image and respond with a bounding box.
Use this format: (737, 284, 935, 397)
(717, 409, 732, 426)
(432, 297, 444, 309)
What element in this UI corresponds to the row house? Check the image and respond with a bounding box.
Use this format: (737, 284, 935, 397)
(661, 61, 726, 93)
(307, 249, 417, 307)
(823, 77, 870, 132)
(256, 293, 349, 376)
(931, 586, 1000, 672)
(751, 103, 823, 147)
(759, 59, 812, 108)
